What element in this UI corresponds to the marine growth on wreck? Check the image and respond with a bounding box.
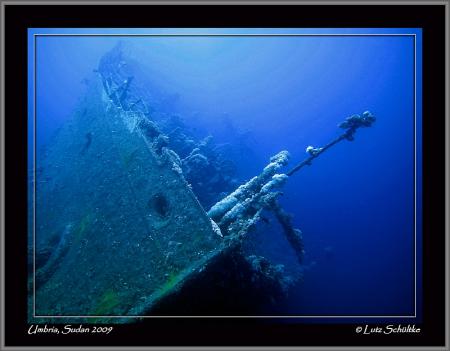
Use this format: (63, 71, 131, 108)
(29, 42, 375, 322)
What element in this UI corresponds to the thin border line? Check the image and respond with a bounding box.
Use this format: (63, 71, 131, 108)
(4, 0, 450, 4)
(33, 32, 37, 319)
(413, 30, 417, 318)
(31, 31, 419, 319)
(34, 33, 416, 37)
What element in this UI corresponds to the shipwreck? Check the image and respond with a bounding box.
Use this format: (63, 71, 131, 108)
(29, 43, 375, 321)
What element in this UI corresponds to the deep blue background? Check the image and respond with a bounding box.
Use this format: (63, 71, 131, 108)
(29, 28, 421, 318)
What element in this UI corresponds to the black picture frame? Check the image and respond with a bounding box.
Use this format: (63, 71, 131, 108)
(2, 3, 447, 348)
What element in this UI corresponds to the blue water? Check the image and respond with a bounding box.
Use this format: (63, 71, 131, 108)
(29, 28, 422, 319)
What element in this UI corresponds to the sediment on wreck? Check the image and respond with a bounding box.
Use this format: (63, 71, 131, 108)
(30, 43, 297, 321)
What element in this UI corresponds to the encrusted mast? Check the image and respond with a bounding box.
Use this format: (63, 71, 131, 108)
(207, 111, 376, 263)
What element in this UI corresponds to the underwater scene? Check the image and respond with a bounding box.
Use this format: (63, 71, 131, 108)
(28, 28, 422, 322)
